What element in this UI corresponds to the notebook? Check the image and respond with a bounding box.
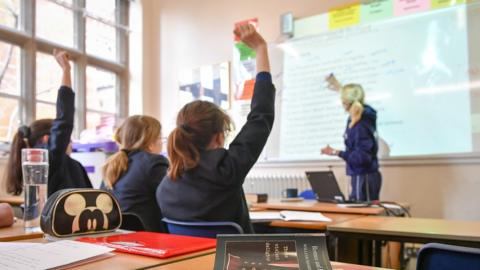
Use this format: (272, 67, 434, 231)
(305, 171, 370, 206)
(76, 231, 216, 259)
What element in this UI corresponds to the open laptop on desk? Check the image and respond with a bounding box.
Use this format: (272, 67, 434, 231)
(305, 171, 370, 207)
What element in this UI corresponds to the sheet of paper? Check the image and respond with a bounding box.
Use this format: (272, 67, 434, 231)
(249, 211, 282, 220)
(0, 240, 114, 270)
(279, 210, 332, 222)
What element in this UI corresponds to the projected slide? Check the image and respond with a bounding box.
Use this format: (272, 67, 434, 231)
(279, 4, 473, 159)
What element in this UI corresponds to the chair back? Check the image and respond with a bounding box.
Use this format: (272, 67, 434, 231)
(162, 217, 243, 238)
(416, 243, 480, 270)
(121, 212, 146, 231)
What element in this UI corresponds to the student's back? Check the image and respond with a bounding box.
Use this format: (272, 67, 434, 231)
(102, 115, 168, 232)
(157, 25, 274, 233)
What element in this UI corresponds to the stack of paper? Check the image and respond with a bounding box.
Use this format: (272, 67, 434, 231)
(250, 210, 332, 222)
(0, 240, 114, 270)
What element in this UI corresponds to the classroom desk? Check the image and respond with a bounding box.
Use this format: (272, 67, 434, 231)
(327, 216, 480, 266)
(0, 220, 43, 241)
(147, 253, 393, 270)
(0, 195, 23, 206)
(252, 212, 365, 231)
(18, 237, 216, 270)
(253, 200, 385, 215)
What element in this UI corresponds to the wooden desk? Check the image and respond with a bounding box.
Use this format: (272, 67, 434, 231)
(259, 212, 365, 231)
(0, 195, 23, 206)
(0, 220, 43, 241)
(327, 216, 480, 266)
(18, 237, 216, 270)
(253, 200, 385, 215)
(147, 254, 392, 270)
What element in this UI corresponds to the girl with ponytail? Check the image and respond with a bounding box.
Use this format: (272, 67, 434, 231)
(5, 50, 92, 196)
(102, 115, 168, 232)
(157, 24, 275, 233)
(321, 74, 382, 202)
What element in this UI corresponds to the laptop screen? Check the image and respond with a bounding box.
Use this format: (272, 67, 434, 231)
(305, 171, 345, 203)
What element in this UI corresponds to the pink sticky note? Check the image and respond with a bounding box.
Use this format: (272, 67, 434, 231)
(394, 0, 431, 16)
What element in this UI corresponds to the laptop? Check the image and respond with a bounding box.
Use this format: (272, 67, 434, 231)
(305, 171, 370, 206)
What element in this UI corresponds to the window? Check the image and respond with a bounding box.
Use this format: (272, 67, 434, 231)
(0, 41, 20, 141)
(0, 0, 129, 142)
(0, 0, 20, 29)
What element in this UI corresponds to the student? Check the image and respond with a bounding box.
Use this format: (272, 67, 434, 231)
(156, 24, 275, 233)
(102, 115, 168, 232)
(321, 74, 381, 201)
(5, 50, 92, 197)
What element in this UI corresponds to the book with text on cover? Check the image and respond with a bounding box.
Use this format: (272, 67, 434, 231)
(76, 231, 216, 259)
(214, 234, 332, 270)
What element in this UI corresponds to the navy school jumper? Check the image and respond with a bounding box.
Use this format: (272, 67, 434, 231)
(157, 72, 275, 233)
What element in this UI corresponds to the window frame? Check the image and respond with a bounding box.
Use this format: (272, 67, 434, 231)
(0, 0, 129, 140)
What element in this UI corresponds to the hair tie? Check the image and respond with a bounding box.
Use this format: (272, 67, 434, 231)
(18, 125, 31, 139)
(180, 123, 193, 133)
(121, 149, 130, 155)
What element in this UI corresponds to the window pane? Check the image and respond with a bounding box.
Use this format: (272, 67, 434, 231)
(37, 52, 74, 103)
(86, 111, 115, 131)
(86, 0, 115, 22)
(0, 42, 20, 96)
(36, 0, 74, 47)
(86, 19, 117, 61)
(0, 96, 19, 141)
(0, 0, 20, 29)
(35, 102, 56, 120)
(86, 66, 116, 113)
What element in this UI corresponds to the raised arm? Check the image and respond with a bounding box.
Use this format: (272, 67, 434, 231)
(234, 24, 270, 73)
(48, 50, 75, 177)
(325, 73, 342, 92)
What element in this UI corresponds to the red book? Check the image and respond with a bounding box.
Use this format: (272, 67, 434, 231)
(76, 231, 216, 259)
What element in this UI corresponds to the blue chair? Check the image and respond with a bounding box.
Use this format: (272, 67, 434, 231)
(299, 189, 316, 200)
(416, 243, 480, 270)
(162, 217, 244, 238)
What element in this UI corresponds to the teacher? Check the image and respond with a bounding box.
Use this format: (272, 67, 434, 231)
(321, 74, 382, 202)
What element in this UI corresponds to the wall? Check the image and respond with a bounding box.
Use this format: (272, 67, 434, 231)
(140, 0, 480, 221)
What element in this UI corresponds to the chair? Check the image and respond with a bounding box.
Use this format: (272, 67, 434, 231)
(162, 217, 243, 238)
(120, 212, 146, 231)
(416, 243, 480, 270)
(299, 189, 316, 200)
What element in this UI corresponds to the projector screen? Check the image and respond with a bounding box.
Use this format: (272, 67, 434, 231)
(257, 1, 480, 161)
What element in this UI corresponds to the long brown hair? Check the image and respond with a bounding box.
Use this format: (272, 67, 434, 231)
(168, 100, 232, 180)
(5, 119, 53, 195)
(102, 115, 161, 188)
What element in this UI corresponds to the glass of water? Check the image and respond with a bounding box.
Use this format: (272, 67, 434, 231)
(22, 148, 49, 233)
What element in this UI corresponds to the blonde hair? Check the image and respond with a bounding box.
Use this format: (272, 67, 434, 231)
(168, 100, 232, 180)
(102, 115, 161, 188)
(341, 84, 365, 128)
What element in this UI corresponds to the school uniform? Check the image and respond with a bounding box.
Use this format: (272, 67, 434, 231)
(42, 86, 92, 197)
(157, 72, 275, 233)
(105, 151, 169, 232)
(338, 104, 382, 201)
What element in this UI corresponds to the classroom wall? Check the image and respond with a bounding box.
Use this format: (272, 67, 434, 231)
(141, 0, 480, 221)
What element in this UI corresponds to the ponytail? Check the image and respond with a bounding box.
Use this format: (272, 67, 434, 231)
(167, 127, 200, 180)
(348, 101, 364, 128)
(5, 131, 28, 195)
(102, 151, 129, 189)
(167, 100, 232, 181)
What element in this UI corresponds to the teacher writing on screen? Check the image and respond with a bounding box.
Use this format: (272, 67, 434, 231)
(321, 74, 382, 202)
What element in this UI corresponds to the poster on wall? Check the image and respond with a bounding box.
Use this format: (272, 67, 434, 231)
(178, 62, 231, 110)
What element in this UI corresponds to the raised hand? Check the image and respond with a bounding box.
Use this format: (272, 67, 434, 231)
(234, 23, 267, 52)
(53, 49, 71, 71)
(325, 73, 342, 92)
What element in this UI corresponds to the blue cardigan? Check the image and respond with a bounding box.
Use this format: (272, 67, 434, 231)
(339, 104, 379, 176)
(42, 86, 92, 197)
(156, 72, 275, 233)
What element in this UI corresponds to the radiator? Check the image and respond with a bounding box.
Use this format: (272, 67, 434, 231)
(243, 173, 311, 198)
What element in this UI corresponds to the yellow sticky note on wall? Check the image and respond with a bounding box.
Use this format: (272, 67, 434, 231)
(329, 3, 361, 30)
